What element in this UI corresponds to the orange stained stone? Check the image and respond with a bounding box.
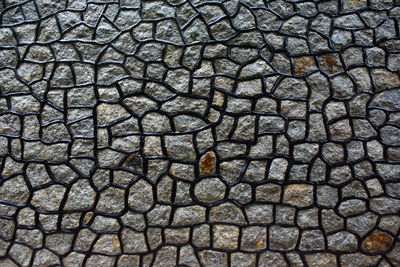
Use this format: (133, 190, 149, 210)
(362, 232, 393, 253)
(318, 53, 343, 75)
(256, 240, 264, 249)
(200, 151, 216, 175)
(293, 56, 317, 75)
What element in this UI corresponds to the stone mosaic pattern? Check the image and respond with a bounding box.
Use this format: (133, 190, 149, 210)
(0, 0, 400, 266)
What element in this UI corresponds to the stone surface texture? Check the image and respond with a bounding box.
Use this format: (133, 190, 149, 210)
(0, 0, 400, 266)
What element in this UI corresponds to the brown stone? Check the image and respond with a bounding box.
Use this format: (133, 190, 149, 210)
(200, 151, 216, 175)
(293, 56, 317, 75)
(371, 69, 400, 92)
(318, 53, 343, 75)
(362, 232, 393, 253)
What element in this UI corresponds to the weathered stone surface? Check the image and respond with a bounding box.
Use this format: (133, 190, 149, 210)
(259, 251, 288, 267)
(9, 243, 32, 266)
(121, 228, 147, 253)
(340, 253, 380, 267)
(31, 185, 66, 211)
(283, 184, 314, 207)
(32, 249, 60, 266)
(45, 233, 74, 255)
(267, 158, 288, 180)
(92, 234, 121, 255)
(330, 165, 352, 184)
(299, 230, 325, 251)
(256, 183, 281, 203)
(153, 246, 178, 267)
(209, 203, 246, 224)
(338, 199, 367, 217)
(276, 205, 295, 225)
(229, 183, 252, 204)
(213, 224, 239, 250)
(305, 253, 337, 267)
(64, 180, 96, 210)
(96, 187, 125, 214)
(165, 227, 190, 244)
(15, 229, 43, 249)
(128, 179, 154, 211)
(231, 253, 257, 267)
(241, 226, 267, 251)
(0, 176, 30, 204)
(199, 151, 216, 175)
(172, 206, 206, 226)
(194, 178, 226, 203)
(245, 204, 273, 224)
(91, 216, 120, 232)
(317, 185, 338, 208)
(362, 231, 393, 254)
(370, 197, 400, 214)
(327, 231, 358, 252)
(269, 226, 299, 250)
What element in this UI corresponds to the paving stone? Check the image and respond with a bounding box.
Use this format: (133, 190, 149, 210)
(172, 206, 206, 226)
(297, 208, 319, 228)
(121, 228, 147, 253)
(199, 250, 228, 267)
(179, 245, 200, 267)
(64, 179, 96, 210)
(256, 183, 281, 203)
(283, 184, 314, 207)
(322, 209, 344, 233)
(45, 233, 74, 255)
(128, 179, 154, 211)
(96, 187, 125, 214)
(259, 251, 288, 267)
(31, 185, 66, 211)
(362, 231, 393, 253)
(9, 243, 32, 266)
(231, 252, 257, 267)
(340, 253, 380, 267)
(213, 225, 239, 250)
(328, 231, 358, 252)
(299, 230, 325, 251)
(165, 227, 190, 245)
(245, 204, 273, 224)
(241, 226, 267, 251)
(275, 205, 296, 225)
(305, 253, 337, 267)
(194, 178, 226, 203)
(209, 203, 246, 224)
(269, 226, 299, 250)
(317, 185, 338, 208)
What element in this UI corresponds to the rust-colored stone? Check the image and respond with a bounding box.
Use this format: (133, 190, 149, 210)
(293, 56, 317, 75)
(200, 151, 216, 175)
(362, 232, 393, 253)
(319, 53, 343, 75)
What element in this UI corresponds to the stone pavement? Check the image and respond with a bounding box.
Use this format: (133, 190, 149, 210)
(0, 0, 400, 266)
